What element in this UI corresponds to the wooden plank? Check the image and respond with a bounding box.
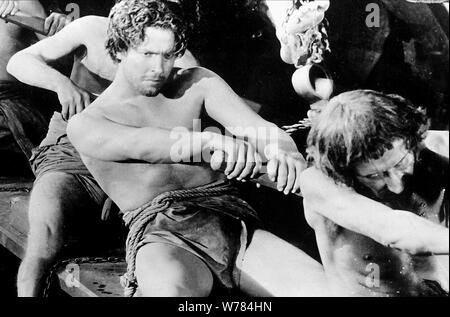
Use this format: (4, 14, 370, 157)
(0, 176, 127, 297)
(0, 177, 33, 192)
(57, 261, 127, 298)
(0, 12, 46, 35)
(0, 191, 30, 259)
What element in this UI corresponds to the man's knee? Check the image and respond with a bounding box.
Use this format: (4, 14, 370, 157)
(26, 173, 79, 252)
(136, 243, 213, 297)
(28, 172, 90, 227)
(31, 172, 81, 206)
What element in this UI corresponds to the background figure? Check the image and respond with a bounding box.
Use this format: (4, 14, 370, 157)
(41, 0, 115, 18)
(5, 1, 119, 297)
(325, 0, 448, 130)
(0, 1, 70, 176)
(302, 90, 448, 296)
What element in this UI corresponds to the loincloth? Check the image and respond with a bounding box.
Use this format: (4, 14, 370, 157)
(38, 112, 68, 148)
(120, 180, 260, 297)
(30, 131, 105, 206)
(0, 81, 48, 160)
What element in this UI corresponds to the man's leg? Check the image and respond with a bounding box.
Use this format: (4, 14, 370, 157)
(239, 229, 330, 297)
(135, 243, 214, 297)
(17, 172, 93, 297)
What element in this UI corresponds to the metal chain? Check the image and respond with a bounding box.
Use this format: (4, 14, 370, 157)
(42, 256, 125, 298)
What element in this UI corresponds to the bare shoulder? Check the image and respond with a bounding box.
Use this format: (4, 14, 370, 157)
(71, 15, 108, 34)
(73, 15, 109, 27)
(168, 67, 219, 94)
(300, 167, 353, 204)
(300, 168, 328, 226)
(175, 67, 232, 95)
(83, 96, 113, 118)
(59, 16, 108, 41)
(173, 66, 217, 82)
(300, 167, 328, 193)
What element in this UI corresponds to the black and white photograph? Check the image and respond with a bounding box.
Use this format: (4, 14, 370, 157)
(0, 0, 448, 301)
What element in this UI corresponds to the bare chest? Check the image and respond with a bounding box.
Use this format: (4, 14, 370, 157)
(109, 96, 204, 130)
(322, 219, 448, 295)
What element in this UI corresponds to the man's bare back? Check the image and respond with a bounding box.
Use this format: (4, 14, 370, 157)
(81, 67, 226, 211)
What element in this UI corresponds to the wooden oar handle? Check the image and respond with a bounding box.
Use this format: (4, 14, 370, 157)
(216, 163, 303, 197)
(1, 11, 47, 35)
(247, 172, 303, 197)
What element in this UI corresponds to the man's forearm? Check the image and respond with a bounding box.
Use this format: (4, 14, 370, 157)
(387, 210, 449, 255)
(244, 126, 299, 160)
(141, 129, 212, 164)
(431, 227, 449, 255)
(301, 168, 450, 255)
(68, 113, 214, 164)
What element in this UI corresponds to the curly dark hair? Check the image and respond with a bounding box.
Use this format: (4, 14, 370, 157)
(307, 90, 430, 188)
(106, 0, 188, 63)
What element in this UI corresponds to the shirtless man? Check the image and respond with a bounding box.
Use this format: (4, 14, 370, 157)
(301, 90, 449, 296)
(7, 11, 115, 297)
(7, 0, 255, 297)
(0, 0, 68, 174)
(67, 0, 328, 297)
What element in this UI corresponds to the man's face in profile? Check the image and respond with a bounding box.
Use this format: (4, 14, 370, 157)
(119, 27, 178, 97)
(354, 139, 415, 201)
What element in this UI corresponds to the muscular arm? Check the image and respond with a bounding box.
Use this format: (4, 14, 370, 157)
(15, 0, 46, 18)
(67, 110, 209, 164)
(1, 1, 46, 35)
(301, 167, 449, 255)
(21, 0, 50, 40)
(2, 1, 68, 39)
(71, 69, 305, 193)
(201, 74, 299, 156)
(69, 74, 301, 165)
(200, 73, 306, 192)
(6, 15, 88, 92)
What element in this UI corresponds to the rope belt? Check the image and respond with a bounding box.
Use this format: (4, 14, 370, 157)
(120, 181, 235, 297)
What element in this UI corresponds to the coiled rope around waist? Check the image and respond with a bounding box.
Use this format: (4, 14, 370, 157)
(120, 181, 235, 297)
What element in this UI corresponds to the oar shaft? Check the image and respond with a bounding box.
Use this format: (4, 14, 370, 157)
(216, 165, 303, 197)
(1, 11, 46, 35)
